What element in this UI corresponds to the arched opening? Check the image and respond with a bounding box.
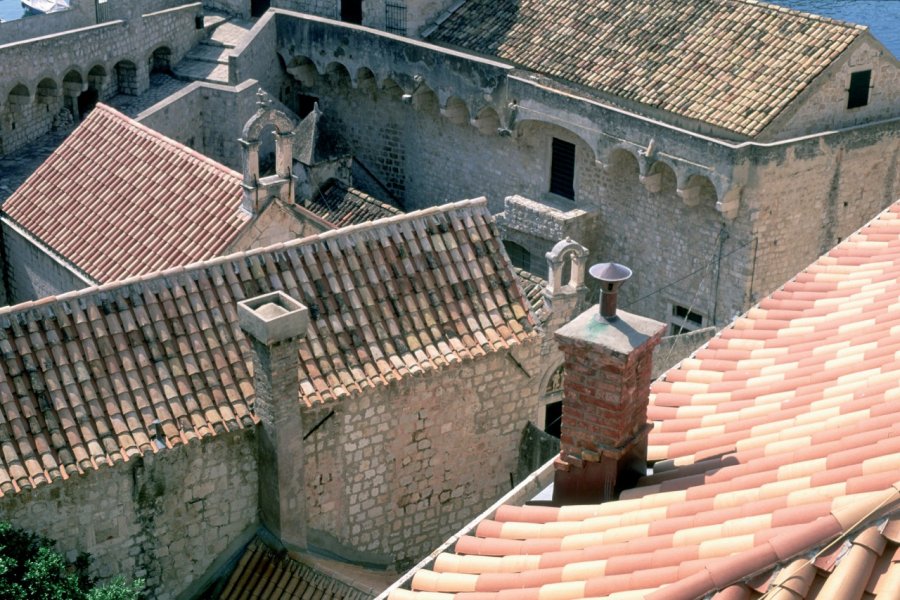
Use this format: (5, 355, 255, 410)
(150, 46, 173, 75)
(87, 64, 108, 103)
(411, 84, 438, 114)
(114, 60, 138, 96)
(286, 56, 318, 88)
(63, 70, 92, 120)
(324, 62, 352, 90)
(356, 67, 377, 94)
(257, 123, 278, 176)
(503, 240, 531, 272)
(542, 364, 564, 438)
(679, 174, 718, 207)
(36, 78, 59, 112)
(606, 148, 640, 183)
(6, 84, 31, 121)
(441, 96, 469, 125)
(473, 106, 500, 135)
(380, 77, 403, 101)
(643, 160, 677, 194)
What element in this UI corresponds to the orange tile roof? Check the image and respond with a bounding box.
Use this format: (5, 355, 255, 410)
(428, 0, 864, 137)
(0, 199, 536, 498)
(219, 538, 372, 600)
(388, 198, 900, 598)
(2, 104, 248, 283)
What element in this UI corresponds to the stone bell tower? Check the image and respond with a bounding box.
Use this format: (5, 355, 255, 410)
(239, 89, 297, 214)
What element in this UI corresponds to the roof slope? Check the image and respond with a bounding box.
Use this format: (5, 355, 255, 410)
(428, 0, 864, 137)
(2, 104, 247, 283)
(219, 538, 372, 600)
(390, 199, 900, 598)
(0, 199, 537, 497)
(305, 179, 404, 227)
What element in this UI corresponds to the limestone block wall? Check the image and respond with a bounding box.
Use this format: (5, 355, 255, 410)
(1, 220, 94, 304)
(743, 122, 900, 304)
(230, 12, 282, 92)
(301, 336, 565, 569)
(766, 36, 900, 140)
(229, 200, 328, 250)
(0, 430, 258, 599)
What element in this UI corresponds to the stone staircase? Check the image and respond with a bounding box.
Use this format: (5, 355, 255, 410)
(173, 14, 256, 84)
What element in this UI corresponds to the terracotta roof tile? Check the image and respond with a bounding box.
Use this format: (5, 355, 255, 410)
(428, 0, 864, 137)
(2, 104, 247, 283)
(303, 179, 404, 227)
(219, 538, 372, 600)
(390, 198, 900, 598)
(0, 199, 536, 498)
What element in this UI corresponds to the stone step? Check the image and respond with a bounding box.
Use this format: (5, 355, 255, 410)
(184, 43, 231, 65)
(172, 59, 230, 84)
(207, 19, 255, 48)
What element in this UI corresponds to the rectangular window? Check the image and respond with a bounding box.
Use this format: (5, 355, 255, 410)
(385, 2, 407, 35)
(550, 138, 576, 200)
(847, 70, 871, 109)
(341, 0, 362, 24)
(669, 304, 704, 335)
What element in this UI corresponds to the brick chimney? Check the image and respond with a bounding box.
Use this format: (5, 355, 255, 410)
(552, 266, 665, 504)
(238, 291, 309, 549)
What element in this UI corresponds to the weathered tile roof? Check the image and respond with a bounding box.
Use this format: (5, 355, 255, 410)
(389, 198, 900, 598)
(304, 179, 404, 227)
(0, 199, 537, 497)
(2, 104, 247, 283)
(512, 267, 545, 314)
(219, 538, 372, 600)
(428, 0, 865, 137)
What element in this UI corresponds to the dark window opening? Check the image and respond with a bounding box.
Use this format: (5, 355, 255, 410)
(550, 138, 575, 200)
(341, 0, 363, 24)
(544, 401, 562, 439)
(297, 94, 318, 119)
(77, 89, 99, 119)
(385, 2, 406, 35)
(250, 0, 270, 17)
(847, 70, 871, 109)
(503, 241, 531, 271)
(673, 304, 703, 325)
(669, 304, 704, 335)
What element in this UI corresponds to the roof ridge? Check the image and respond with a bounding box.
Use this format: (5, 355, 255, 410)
(0, 197, 490, 316)
(92, 103, 243, 182)
(740, 0, 867, 31)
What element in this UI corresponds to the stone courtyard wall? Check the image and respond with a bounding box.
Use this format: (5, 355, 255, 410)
(0, 429, 258, 599)
(1, 219, 94, 304)
(0, 2, 204, 156)
(302, 334, 563, 570)
(0, 0, 96, 46)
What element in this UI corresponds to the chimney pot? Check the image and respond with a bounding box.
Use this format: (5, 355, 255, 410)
(589, 262, 632, 320)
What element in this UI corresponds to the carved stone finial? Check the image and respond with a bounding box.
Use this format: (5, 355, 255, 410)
(256, 88, 271, 112)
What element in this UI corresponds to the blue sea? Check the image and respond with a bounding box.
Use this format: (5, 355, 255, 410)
(0, 0, 898, 54)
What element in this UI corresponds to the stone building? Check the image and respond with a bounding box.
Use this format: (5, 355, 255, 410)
(0, 198, 585, 597)
(0, 101, 332, 304)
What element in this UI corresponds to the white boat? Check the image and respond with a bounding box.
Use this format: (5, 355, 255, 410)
(21, 0, 70, 15)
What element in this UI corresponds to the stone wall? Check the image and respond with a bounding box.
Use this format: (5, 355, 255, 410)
(767, 36, 900, 140)
(0, 2, 204, 156)
(0, 0, 96, 46)
(1, 219, 94, 304)
(301, 335, 564, 569)
(229, 200, 327, 250)
(744, 121, 900, 305)
(0, 429, 258, 599)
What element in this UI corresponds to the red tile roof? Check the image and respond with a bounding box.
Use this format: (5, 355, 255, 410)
(0, 199, 537, 498)
(2, 104, 248, 283)
(304, 179, 404, 227)
(428, 0, 865, 137)
(388, 199, 900, 598)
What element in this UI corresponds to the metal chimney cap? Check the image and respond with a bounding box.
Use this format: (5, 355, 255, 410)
(589, 262, 633, 284)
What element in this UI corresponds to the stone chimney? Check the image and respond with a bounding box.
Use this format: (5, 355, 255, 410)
(552, 265, 665, 505)
(238, 291, 309, 549)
